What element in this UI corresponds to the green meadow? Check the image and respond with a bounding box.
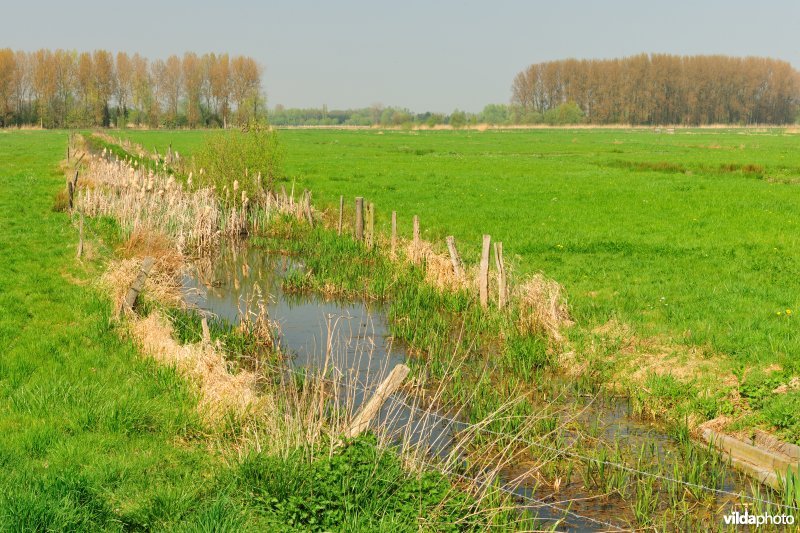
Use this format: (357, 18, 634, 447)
(0, 130, 497, 531)
(120, 127, 800, 374)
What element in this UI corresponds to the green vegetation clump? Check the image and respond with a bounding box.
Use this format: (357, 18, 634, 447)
(236, 435, 486, 532)
(193, 123, 285, 202)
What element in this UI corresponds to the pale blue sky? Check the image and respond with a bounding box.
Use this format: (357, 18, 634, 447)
(5, 0, 799, 112)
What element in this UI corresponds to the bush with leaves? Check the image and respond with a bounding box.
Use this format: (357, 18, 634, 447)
(193, 122, 285, 205)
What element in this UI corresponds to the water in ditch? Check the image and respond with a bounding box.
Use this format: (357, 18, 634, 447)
(181, 242, 751, 531)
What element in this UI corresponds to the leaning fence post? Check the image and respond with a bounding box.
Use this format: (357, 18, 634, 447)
(355, 197, 364, 241)
(479, 235, 491, 308)
(120, 257, 155, 316)
(365, 202, 375, 250)
(338, 195, 344, 235)
(391, 211, 397, 258)
(446, 236, 464, 278)
(76, 212, 84, 259)
(344, 364, 410, 439)
(494, 241, 506, 309)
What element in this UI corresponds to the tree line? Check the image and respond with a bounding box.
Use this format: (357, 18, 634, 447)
(267, 104, 587, 127)
(0, 49, 264, 128)
(512, 54, 800, 125)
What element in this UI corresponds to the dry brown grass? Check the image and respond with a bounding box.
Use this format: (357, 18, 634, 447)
(101, 230, 186, 311)
(76, 155, 225, 253)
(405, 238, 469, 291)
(131, 312, 260, 419)
(514, 273, 572, 343)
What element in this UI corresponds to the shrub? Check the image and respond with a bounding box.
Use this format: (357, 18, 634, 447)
(193, 122, 285, 204)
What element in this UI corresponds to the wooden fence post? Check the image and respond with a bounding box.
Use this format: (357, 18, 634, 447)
(201, 316, 211, 345)
(280, 185, 288, 207)
(67, 181, 74, 211)
(355, 197, 364, 241)
(344, 364, 410, 438)
(76, 212, 84, 259)
(304, 190, 314, 227)
(413, 215, 420, 247)
(479, 235, 491, 308)
(391, 211, 397, 258)
(365, 202, 375, 250)
(445, 236, 464, 278)
(120, 257, 155, 315)
(338, 195, 344, 236)
(494, 242, 506, 309)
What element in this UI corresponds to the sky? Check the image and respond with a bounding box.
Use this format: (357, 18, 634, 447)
(5, 0, 799, 113)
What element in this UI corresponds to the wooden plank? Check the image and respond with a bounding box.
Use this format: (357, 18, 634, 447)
(701, 428, 798, 490)
(391, 211, 397, 258)
(445, 236, 464, 278)
(344, 364, 410, 438)
(121, 257, 155, 315)
(479, 235, 491, 308)
(355, 197, 364, 241)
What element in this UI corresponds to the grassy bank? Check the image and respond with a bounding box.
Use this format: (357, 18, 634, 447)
(0, 131, 518, 531)
(75, 129, 800, 527)
(114, 127, 800, 442)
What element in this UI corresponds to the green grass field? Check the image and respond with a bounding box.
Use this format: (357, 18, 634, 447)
(0, 130, 502, 531)
(119, 127, 800, 373)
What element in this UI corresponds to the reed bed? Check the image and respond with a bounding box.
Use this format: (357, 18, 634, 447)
(75, 151, 317, 255)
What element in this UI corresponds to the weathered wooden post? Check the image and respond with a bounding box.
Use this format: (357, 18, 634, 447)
(120, 257, 155, 315)
(338, 195, 344, 236)
(76, 212, 84, 259)
(67, 181, 74, 211)
(479, 235, 491, 308)
(344, 364, 410, 438)
(280, 185, 288, 207)
(365, 202, 375, 250)
(494, 241, 507, 309)
(446, 236, 464, 278)
(413, 215, 420, 247)
(390, 211, 397, 258)
(304, 190, 314, 227)
(201, 316, 211, 345)
(355, 197, 364, 241)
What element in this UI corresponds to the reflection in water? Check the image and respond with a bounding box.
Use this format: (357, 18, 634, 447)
(181, 244, 747, 532)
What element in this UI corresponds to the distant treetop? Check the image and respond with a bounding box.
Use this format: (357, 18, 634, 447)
(511, 54, 800, 125)
(0, 49, 264, 128)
